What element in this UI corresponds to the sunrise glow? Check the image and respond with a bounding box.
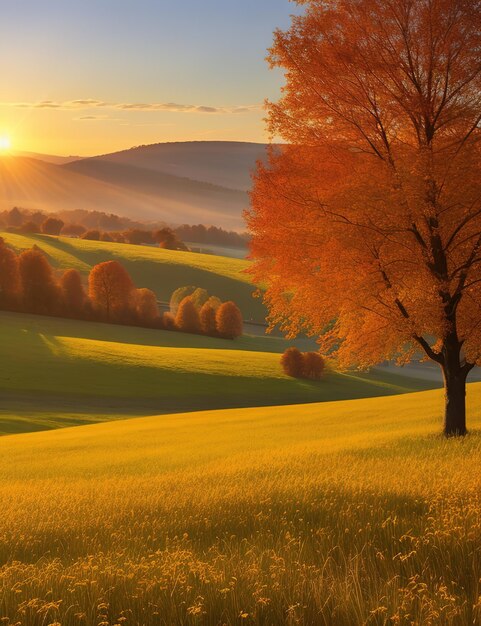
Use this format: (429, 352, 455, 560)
(0, 136, 11, 152)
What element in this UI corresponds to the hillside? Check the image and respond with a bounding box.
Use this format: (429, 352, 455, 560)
(0, 152, 248, 229)
(1, 231, 264, 321)
(63, 158, 248, 227)
(89, 141, 269, 191)
(1, 389, 480, 623)
(0, 311, 436, 435)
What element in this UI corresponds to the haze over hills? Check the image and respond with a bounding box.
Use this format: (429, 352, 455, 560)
(0, 142, 269, 230)
(89, 141, 269, 191)
(15, 151, 82, 165)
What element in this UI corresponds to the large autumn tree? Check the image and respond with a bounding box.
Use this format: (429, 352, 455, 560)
(248, 0, 481, 436)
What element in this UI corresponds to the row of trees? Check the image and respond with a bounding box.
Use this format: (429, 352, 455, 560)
(171, 294, 243, 339)
(281, 348, 325, 381)
(0, 238, 243, 338)
(2, 207, 249, 251)
(9, 215, 187, 251)
(78, 227, 187, 250)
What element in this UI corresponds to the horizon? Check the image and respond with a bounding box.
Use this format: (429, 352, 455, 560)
(0, 0, 298, 156)
(14, 138, 271, 160)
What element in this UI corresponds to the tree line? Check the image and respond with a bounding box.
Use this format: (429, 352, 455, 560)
(0, 238, 243, 338)
(2, 207, 249, 250)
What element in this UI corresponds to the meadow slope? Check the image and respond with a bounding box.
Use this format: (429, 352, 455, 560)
(0, 312, 435, 434)
(1, 231, 267, 321)
(1, 388, 480, 624)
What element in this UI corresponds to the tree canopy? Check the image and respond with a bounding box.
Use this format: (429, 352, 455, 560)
(248, 0, 481, 435)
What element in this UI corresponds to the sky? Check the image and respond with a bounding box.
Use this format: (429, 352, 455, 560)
(0, 0, 299, 156)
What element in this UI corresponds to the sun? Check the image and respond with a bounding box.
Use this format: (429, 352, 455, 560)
(0, 136, 11, 152)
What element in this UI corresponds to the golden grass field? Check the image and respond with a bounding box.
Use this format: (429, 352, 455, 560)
(1, 386, 480, 625)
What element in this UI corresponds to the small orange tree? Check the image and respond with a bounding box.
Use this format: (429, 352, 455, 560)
(199, 303, 217, 336)
(302, 352, 325, 381)
(18, 248, 59, 315)
(134, 288, 159, 327)
(60, 269, 86, 318)
(88, 260, 134, 322)
(175, 297, 201, 334)
(0, 238, 20, 309)
(216, 301, 243, 339)
(248, 0, 481, 436)
(281, 347, 304, 378)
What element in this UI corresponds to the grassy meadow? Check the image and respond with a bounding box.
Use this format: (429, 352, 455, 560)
(0, 311, 435, 434)
(1, 387, 480, 625)
(1, 232, 479, 626)
(0, 232, 267, 322)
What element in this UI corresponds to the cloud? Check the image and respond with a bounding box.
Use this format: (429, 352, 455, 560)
(2, 99, 262, 114)
(75, 115, 125, 121)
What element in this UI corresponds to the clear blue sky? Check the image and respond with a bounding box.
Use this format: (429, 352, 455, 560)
(0, 0, 300, 154)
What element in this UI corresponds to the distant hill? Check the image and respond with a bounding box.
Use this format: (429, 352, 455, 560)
(0, 154, 249, 229)
(89, 141, 269, 191)
(14, 151, 82, 165)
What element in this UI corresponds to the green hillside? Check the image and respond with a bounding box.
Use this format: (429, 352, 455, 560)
(0, 311, 436, 435)
(1, 231, 267, 321)
(1, 389, 480, 624)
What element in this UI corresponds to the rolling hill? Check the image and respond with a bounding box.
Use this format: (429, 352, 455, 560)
(1, 387, 479, 623)
(89, 141, 269, 191)
(0, 155, 247, 229)
(0, 142, 271, 230)
(0, 311, 436, 435)
(1, 231, 264, 321)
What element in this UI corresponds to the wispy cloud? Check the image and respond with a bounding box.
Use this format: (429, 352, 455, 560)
(3, 99, 261, 114)
(75, 115, 125, 122)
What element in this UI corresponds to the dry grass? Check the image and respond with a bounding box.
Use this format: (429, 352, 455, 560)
(1, 387, 480, 624)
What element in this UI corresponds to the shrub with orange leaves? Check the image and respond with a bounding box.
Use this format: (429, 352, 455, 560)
(60, 269, 87, 318)
(302, 352, 325, 381)
(175, 297, 201, 334)
(134, 288, 160, 327)
(0, 237, 21, 309)
(216, 301, 243, 339)
(199, 303, 217, 336)
(280, 347, 304, 378)
(18, 247, 59, 315)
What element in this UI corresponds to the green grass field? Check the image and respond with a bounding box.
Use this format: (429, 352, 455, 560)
(0, 311, 437, 435)
(1, 231, 267, 322)
(1, 388, 480, 625)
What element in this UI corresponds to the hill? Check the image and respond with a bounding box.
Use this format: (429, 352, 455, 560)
(89, 141, 269, 191)
(63, 158, 248, 228)
(0, 311, 436, 435)
(14, 150, 82, 165)
(1, 388, 479, 623)
(0, 153, 248, 229)
(1, 231, 264, 320)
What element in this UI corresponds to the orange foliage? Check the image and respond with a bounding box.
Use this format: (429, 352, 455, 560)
(280, 347, 304, 378)
(162, 311, 177, 331)
(216, 301, 243, 339)
(134, 288, 159, 327)
(18, 248, 59, 315)
(199, 303, 217, 336)
(175, 297, 201, 334)
(248, 0, 481, 435)
(0, 237, 21, 308)
(60, 269, 86, 318)
(302, 352, 325, 381)
(88, 261, 134, 322)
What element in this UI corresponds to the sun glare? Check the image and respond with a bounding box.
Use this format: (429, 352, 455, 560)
(0, 136, 11, 152)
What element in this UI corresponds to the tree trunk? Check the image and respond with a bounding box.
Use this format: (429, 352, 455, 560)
(442, 365, 467, 437)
